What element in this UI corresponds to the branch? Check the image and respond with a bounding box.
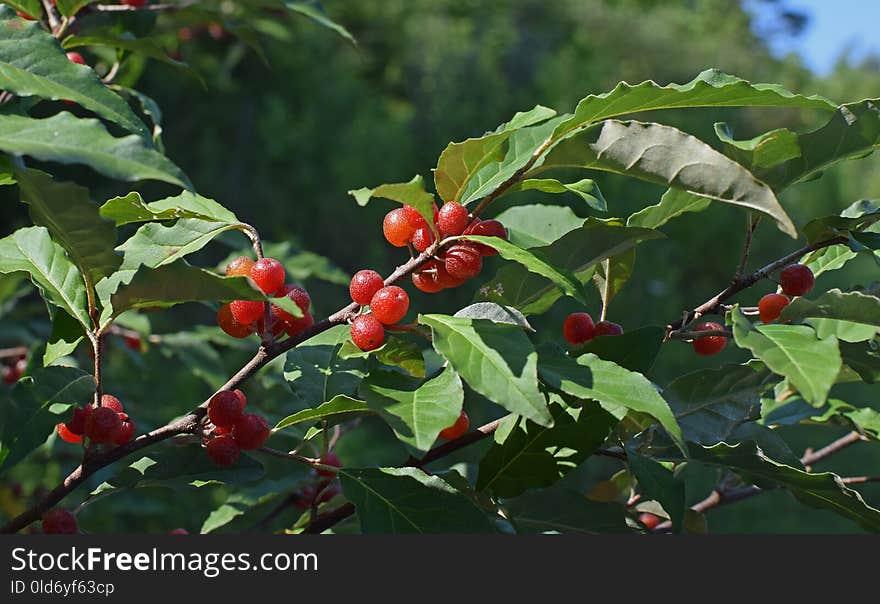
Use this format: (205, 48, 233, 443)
(734, 214, 760, 281)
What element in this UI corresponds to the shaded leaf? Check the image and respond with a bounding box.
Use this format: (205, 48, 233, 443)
(574, 325, 664, 375)
(283, 325, 367, 408)
(274, 395, 370, 431)
(626, 448, 685, 533)
(505, 486, 629, 534)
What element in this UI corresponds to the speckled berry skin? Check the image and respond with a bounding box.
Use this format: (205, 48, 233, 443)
(350, 314, 385, 351)
(206, 435, 240, 466)
(563, 313, 595, 345)
(692, 322, 727, 356)
(370, 286, 410, 325)
(251, 258, 286, 295)
(350, 270, 385, 305)
(779, 264, 814, 297)
(233, 414, 271, 450)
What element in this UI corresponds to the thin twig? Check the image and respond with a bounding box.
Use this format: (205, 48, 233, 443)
(734, 214, 761, 281)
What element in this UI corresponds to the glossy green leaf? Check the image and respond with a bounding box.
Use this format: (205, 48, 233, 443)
(493, 204, 585, 248)
(359, 365, 463, 453)
(419, 314, 551, 426)
(115, 219, 244, 271)
(274, 395, 370, 431)
(477, 401, 616, 498)
(0, 113, 190, 188)
(340, 467, 495, 534)
(506, 178, 606, 211)
(100, 191, 238, 226)
(626, 449, 685, 533)
(537, 347, 686, 454)
(284, 325, 367, 408)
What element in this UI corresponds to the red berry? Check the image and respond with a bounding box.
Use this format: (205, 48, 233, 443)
(233, 414, 271, 450)
(464, 219, 507, 255)
(66, 52, 86, 65)
(435, 263, 466, 289)
(85, 406, 123, 444)
(383, 208, 416, 247)
(114, 416, 136, 446)
(317, 452, 341, 477)
(101, 394, 123, 413)
(122, 0, 148, 7)
(563, 312, 595, 345)
(123, 334, 141, 350)
(285, 310, 314, 338)
(250, 258, 285, 295)
(412, 263, 444, 293)
(66, 405, 91, 435)
(444, 244, 483, 279)
(42, 509, 77, 534)
(217, 303, 254, 338)
(208, 391, 244, 428)
(439, 410, 470, 440)
(370, 286, 409, 325)
(229, 299, 265, 325)
(276, 284, 311, 313)
(206, 435, 240, 466)
(350, 314, 385, 351)
(438, 202, 469, 236)
(350, 270, 385, 305)
(56, 423, 83, 444)
(402, 204, 429, 229)
(638, 512, 661, 530)
(692, 321, 727, 356)
(233, 389, 247, 408)
(225, 255, 254, 277)
(412, 226, 435, 252)
(594, 321, 624, 337)
(779, 264, 814, 297)
(168, 528, 189, 534)
(758, 293, 790, 324)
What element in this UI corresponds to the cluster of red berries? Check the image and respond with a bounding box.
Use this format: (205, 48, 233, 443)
(204, 389, 271, 466)
(42, 508, 78, 534)
(294, 452, 343, 510)
(217, 256, 314, 341)
(55, 394, 136, 446)
(562, 312, 624, 346)
(348, 275, 410, 351)
(2, 354, 27, 385)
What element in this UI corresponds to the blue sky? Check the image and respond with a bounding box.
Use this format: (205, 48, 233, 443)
(749, 0, 880, 74)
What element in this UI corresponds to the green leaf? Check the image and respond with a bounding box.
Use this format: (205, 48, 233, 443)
(359, 365, 463, 453)
(732, 307, 841, 406)
(0, 11, 147, 136)
(283, 325, 367, 408)
(537, 347, 686, 454)
(115, 219, 244, 271)
(340, 467, 495, 534)
(803, 204, 880, 244)
(419, 314, 551, 427)
(505, 178, 606, 212)
(63, 33, 199, 81)
(15, 168, 121, 295)
(477, 400, 616, 498)
(44, 308, 85, 367)
(780, 289, 880, 328)
(663, 364, 771, 445)
(714, 122, 801, 169)
(809, 318, 878, 343)
(840, 340, 880, 384)
(478, 219, 662, 315)
(282, 1, 356, 45)
(505, 486, 628, 534)
(453, 302, 533, 331)
(626, 449, 685, 533)
(627, 188, 712, 230)
(691, 441, 880, 532)
(541, 120, 796, 238)
(0, 226, 90, 327)
(574, 326, 664, 375)
(462, 235, 588, 306)
(493, 204, 585, 248)
(3, 2, 40, 19)
(552, 69, 835, 141)
(0, 366, 93, 473)
(434, 105, 557, 203)
(0, 113, 190, 188)
(100, 191, 238, 226)
(802, 244, 857, 277)
(274, 395, 370, 431)
(593, 250, 635, 312)
(54, 1, 92, 18)
(348, 174, 435, 230)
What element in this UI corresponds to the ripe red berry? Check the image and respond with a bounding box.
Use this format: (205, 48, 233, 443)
(85, 406, 123, 444)
(350, 314, 385, 351)
(692, 321, 727, 356)
(317, 452, 341, 477)
(56, 423, 83, 444)
(464, 219, 507, 255)
(276, 284, 311, 313)
(225, 255, 255, 277)
(285, 310, 314, 338)
(439, 410, 470, 440)
(101, 394, 123, 413)
(435, 262, 466, 289)
(594, 321, 624, 337)
(217, 303, 254, 338)
(251, 258, 286, 295)
(42, 509, 77, 534)
(229, 299, 265, 325)
(233, 414, 271, 450)
(412, 226, 435, 252)
(168, 528, 189, 535)
(66, 52, 86, 65)
(444, 244, 483, 279)
(563, 312, 595, 345)
(370, 286, 410, 325)
(233, 389, 247, 409)
(402, 205, 430, 230)
(65, 405, 91, 435)
(412, 265, 444, 293)
(438, 202, 470, 237)
(638, 512, 661, 530)
(779, 264, 814, 297)
(383, 208, 416, 247)
(206, 435, 240, 466)
(114, 415, 136, 446)
(350, 270, 385, 306)
(208, 391, 244, 428)
(758, 293, 790, 324)
(123, 334, 141, 350)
